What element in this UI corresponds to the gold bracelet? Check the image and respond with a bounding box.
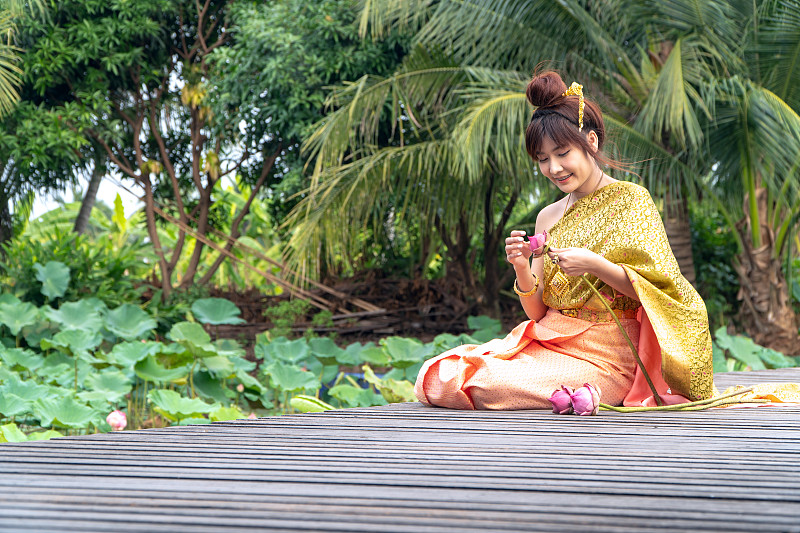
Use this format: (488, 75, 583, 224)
(513, 277, 539, 297)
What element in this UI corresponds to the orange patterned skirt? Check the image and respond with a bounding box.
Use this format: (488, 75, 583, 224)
(414, 308, 640, 410)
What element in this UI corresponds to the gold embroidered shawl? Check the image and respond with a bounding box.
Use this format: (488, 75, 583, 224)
(543, 181, 714, 401)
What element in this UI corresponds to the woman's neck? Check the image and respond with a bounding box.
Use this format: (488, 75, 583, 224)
(572, 167, 609, 200)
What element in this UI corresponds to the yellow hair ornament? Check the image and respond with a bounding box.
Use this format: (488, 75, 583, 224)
(562, 82, 584, 132)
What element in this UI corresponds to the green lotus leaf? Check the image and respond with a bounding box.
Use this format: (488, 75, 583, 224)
(0, 366, 15, 383)
(134, 356, 189, 383)
(26, 430, 63, 441)
(336, 342, 364, 366)
(190, 298, 245, 325)
(0, 423, 28, 442)
(360, 344, 390, 366)
(0, 294, 20, 306)
(266, 338, 310, 364)
(84, 370, 132, 402)
(209, 405, 248, 421)
(0, 301, 39, 336)
(106, 341, 158, 367)
(49, 360, 93, 389)
(432, 333, 466, 352)
(328, 384, 386, 408)
(758, 347, 795, 369)
(1, 378, 54, 402)
(289, 395, 335, 413)
(167, 322, 216, 357)
(46, 329, 103, 361)
(309, 337, 345, 364)
(378, 378, 416, 404)
(22, 321, 56, 349)
(0, 393, 31, 418)
(263, 362, 320, 392)
(104, 304, 157, 341)
(147, 389, 218, 421)
(76, 390, 115, 404)
(714, 327, 766, 371)
(0, 347, 44, 372)
(380, 337, 432, 369)
(213, 338, 246, 359)
(178, 417, 210, 425)
(33, 396, 99, 429)
(467, 315, 503, 342)
(44, 301, 104, 332)
(192, 370, 232, 404)
(34, 261, 70, 300)
(235, 370, 266, 395)
(202, 356, 235, 378)
(229, 355, 256, 373)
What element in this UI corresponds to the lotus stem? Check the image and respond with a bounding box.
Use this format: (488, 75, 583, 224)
(579, 274, 663, 406)
(599, 386, 755, 412)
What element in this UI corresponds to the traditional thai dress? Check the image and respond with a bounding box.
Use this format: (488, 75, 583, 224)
(415, 181, 715, 409)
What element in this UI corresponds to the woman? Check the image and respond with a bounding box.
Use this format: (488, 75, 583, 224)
(414, 71, 714, 410)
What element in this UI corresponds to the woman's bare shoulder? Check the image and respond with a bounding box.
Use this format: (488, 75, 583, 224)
(535, 197, 568, 233)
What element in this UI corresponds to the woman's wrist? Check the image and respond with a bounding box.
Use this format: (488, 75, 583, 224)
(514, 275, 540, 297)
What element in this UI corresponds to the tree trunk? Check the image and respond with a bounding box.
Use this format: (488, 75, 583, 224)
(663, 193, 697, 287)
(73, 161, 104, 234)
(735, 188, 799, 355)
(0, 198, 12, 245)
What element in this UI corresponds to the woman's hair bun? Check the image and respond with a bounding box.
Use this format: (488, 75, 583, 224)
(526, 71, 567, 108)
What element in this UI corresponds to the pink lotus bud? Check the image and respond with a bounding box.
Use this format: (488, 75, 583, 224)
(106, 410, 127, 431)
(248, 412, 257, 419)
(528, 230, 549, 255)
(570, 383, 601, 416)
(548, 386, 574, 414)
(236, 384, 245, 393)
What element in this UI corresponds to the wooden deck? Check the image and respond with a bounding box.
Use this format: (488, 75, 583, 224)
(1, 368, 800, 532)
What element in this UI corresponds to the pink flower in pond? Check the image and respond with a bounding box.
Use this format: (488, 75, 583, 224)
(570, 383, 601, 416)
(528, 230, 549, 256)
(248, 413, 258, 419)
(106, 410, 127, 431)
(549, 386, 574, 414)
(236, 384, 245, 393)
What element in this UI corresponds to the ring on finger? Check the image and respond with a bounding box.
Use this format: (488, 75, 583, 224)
(551, 254, 559, 264)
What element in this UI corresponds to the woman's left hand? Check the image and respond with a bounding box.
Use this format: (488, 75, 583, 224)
(546, 247, 601, 277)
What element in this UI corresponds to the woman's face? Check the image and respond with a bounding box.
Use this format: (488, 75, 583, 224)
(535, 132, 600, 196)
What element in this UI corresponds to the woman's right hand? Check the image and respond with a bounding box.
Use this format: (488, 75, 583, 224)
(505, 230, 532, 267)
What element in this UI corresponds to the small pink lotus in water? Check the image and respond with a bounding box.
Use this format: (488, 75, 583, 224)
(528, 230, 549, 256)
(548, 386, 574, 414)
(248, 412, 258, 420)
(106, 410, 127, 431)
(236, 384, 245, 393)
(570, 383, 602, 416)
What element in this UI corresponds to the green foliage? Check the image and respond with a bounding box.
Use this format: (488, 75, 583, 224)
(191, 298, 246, 325)
(691, 205, 739, 330)
(0, 229, 147, 308)
(262, 299, 311, 339)
(209, 0, 408, 224)
(713, 327, 799, 372)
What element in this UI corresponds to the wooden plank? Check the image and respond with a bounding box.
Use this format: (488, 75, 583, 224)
(1, 368, 799, 531)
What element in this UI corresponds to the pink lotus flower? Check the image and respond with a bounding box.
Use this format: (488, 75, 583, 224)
(106, 410, 127, 431)
(236, 384, 245, 393)
(248, 412, 258, 419)
(548, 386, 574, 414)
(528, 230, 549, 255)
(570, 383, 602, 416)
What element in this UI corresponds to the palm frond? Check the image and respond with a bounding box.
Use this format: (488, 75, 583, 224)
(635, 38, 710, 152)
(707, 78, 800, 217)
(451, 71, 535, 184)
(757, 0, 800, 109)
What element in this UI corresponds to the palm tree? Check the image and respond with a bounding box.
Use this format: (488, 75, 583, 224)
(291, 0, 800, 349)
(0, 0, 46, 118)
